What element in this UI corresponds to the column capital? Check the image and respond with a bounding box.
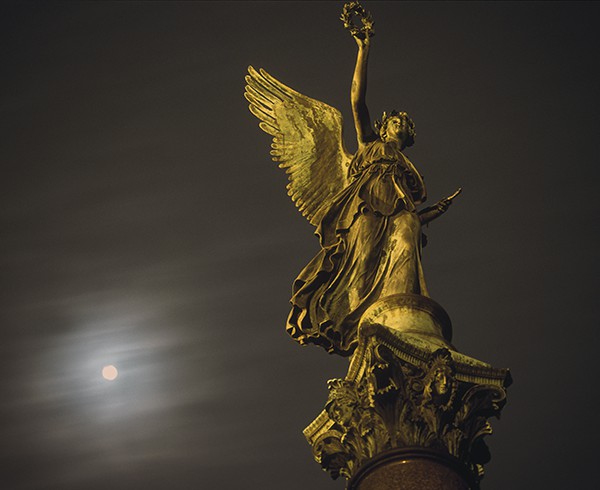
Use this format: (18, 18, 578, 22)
(304, 316, 511, 488)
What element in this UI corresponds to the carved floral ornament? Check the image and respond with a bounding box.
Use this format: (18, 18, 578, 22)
(310, 337, 509, 485)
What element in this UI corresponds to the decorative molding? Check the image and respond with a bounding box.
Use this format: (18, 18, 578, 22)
(304, 325, 511, 485)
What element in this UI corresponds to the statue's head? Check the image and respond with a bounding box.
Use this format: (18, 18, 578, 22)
(376, 110, 416, 147)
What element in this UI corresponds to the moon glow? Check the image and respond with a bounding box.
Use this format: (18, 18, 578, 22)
(102, 365, 118, 381)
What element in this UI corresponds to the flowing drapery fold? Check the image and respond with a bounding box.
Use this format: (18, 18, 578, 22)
(287, 140, 428, 356)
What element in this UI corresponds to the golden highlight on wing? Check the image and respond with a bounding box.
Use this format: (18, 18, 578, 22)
(245, 66, 352, 226)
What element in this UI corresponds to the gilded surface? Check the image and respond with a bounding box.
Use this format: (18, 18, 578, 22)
(245, 1, 460, 356)
(304, 324, 511, 484)
(245, 2, 510, 486)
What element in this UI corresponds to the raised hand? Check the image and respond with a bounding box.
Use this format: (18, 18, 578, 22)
(341, 1, 374, 47)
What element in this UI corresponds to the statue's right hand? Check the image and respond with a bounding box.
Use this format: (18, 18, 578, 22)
(341, 1, 374, 46)
(353, 32, 371, 49)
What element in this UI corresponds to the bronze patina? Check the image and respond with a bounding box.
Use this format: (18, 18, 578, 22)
(245, 2, 509, 488)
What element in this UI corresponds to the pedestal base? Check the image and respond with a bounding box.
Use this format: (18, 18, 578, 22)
(349, 448, 476, 490)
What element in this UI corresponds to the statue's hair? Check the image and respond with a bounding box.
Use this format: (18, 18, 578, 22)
(374, 110, 416, 147)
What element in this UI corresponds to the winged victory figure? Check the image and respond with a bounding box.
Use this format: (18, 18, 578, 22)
(245, 2, 459, 357)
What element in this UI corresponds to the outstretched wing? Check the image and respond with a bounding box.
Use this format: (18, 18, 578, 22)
(245, 66, 352, 227)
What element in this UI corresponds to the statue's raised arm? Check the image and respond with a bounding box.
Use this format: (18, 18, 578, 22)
(342, 1, 376, 146)
(246, 1, 459, 357)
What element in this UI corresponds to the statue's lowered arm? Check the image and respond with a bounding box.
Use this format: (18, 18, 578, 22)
(419, 187, 463, 225)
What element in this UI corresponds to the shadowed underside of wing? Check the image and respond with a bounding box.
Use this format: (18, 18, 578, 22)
(245, 66, 352, 227)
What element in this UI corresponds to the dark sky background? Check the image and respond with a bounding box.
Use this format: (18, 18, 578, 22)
(1, 1, 599, 489)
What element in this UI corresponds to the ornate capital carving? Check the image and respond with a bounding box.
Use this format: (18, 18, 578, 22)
(304, 323, 511, 486)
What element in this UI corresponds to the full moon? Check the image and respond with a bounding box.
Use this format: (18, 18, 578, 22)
(102, 365, 118, 381)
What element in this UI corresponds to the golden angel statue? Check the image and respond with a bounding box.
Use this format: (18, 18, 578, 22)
(245, 2, 459, 357)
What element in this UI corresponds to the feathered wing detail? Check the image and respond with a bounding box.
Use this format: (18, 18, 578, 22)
(245, 66, 352, 226)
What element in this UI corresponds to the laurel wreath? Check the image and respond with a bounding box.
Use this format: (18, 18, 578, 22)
(340, 1, 375, 39)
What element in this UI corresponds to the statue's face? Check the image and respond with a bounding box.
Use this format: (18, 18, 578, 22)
(385, 116, 409, 142)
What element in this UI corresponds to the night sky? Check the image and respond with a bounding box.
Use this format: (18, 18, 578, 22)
(1, 2, 599, 489)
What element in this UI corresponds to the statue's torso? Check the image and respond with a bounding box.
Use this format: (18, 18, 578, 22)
(347, 140, 426, 215)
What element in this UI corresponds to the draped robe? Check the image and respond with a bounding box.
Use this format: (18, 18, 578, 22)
(286, 139, 428, 356)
